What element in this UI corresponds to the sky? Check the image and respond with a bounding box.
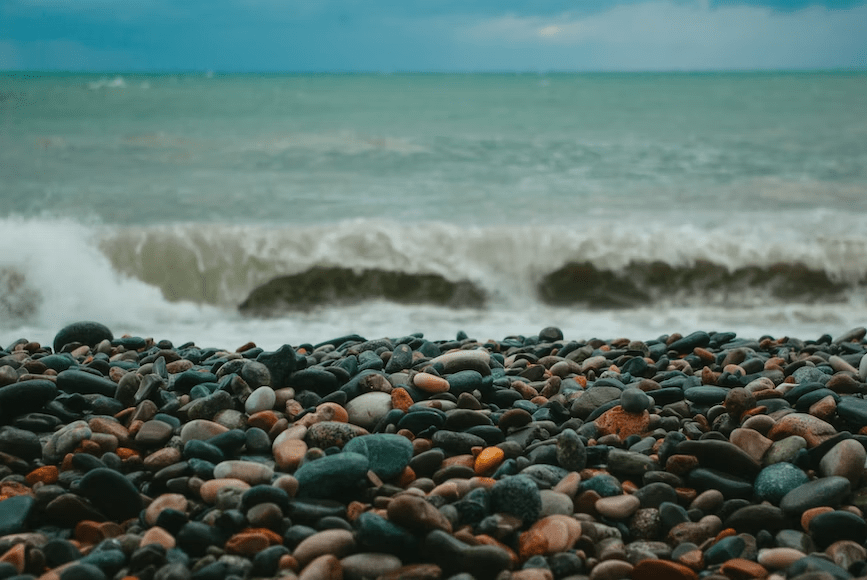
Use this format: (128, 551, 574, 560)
(0, 0, 865, 72)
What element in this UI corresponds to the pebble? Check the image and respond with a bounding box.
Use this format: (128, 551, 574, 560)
(4, 323, 867, 580)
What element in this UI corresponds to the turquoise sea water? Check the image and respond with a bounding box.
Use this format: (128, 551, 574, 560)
(2, 71, 866, 347)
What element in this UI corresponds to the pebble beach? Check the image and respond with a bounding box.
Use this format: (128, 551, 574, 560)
(3, 322, 867, 580)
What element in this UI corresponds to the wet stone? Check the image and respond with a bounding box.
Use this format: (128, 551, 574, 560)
(808, 510, 867, 549)
(780, 476, 852, 516)
(294, 452, 370, 499)
(754, 463, 810, 504)
(491, 475, 542, 524)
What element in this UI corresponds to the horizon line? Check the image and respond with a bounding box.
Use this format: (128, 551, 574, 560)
(2, 66, 866, 76)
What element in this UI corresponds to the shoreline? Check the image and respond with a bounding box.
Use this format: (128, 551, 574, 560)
(2, 321, 867, 580)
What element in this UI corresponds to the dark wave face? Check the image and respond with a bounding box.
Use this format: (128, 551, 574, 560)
(538, 260, 857, 308)
(238, 267, 486, 315)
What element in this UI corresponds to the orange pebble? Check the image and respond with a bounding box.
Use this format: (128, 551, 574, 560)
(116, 447, 140, 460)
(75, 520, 103, 544)
(0, 544, 26, 574)
(26, 465, 59, 485)
(397, 466, 416, 488)
(474, 447, 505, 476)
(279, 555, 299, 572)
(346, 501, 367, 522)
(391, 388, 413, 412)
(242, 527, 283, 545)
(713, 528, 737, 542)
(801, 506, 834, 532)
(247, 410, 280, 432)
(316, 402, 349, 423)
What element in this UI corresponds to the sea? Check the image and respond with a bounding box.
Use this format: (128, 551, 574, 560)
(2, 71, 866, 351)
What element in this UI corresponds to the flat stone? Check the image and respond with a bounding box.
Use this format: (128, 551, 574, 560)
(134, 420, 174, 447)
(674, 439, 760, 479)
(305, 421, 368, 449)
(295, 452, 370, 499)
(213, 460, 274, 485)
(341, 553, 403, 580)
(180, 419, 229, 443)
(764, 435, 808, 465)
(767, 412, 838, 448)
(780, 476, 851, 516)
(756, 547, 807, 570)
(144, 493, 188, 526)
(595, 494, 640, 520)
(428, 350, 491, 375)
(293, 529, 356, 567)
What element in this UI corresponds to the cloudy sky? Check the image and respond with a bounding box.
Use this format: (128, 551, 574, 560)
(1, 0, 865, 72)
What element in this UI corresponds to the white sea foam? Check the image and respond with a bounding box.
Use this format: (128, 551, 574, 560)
(1, 215, 865, 351)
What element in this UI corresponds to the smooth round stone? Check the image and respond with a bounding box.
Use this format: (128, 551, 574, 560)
(343, 434, 413, 480)
(413, 372, 450, 394)
(754, 463, 809, 504)
(684, 386, 729, 405)
(135, 420, 174, 447)
(53, 321, 113, 352)
(819, 438, 867, 485)
(244, 386, 276, 415)
(0, 379, 58, 420)
(556, 428, 586, 472)
(240, 361, 272, 389)
(305, 421, 367, 449)
(765, 436, 808, 465)
(809, 510, 867, 549)
(491, 475, 542, 524)
(213, 460, 274, 486)
(293, 529, 357, 567)
(199, 478, 251, 503)
(780, 476, 851, 516)
(596, 494, 640, 520)
(295, 452, 370, 499)
(345, 392, 392, 430)
(180, 419, 229, 443)
(79, 468, 143, 521)
(757, 547, 807, 570)
(620, 388, 651, 414)
(704, 535, 745, 565)
(539, 490, 574, 517)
